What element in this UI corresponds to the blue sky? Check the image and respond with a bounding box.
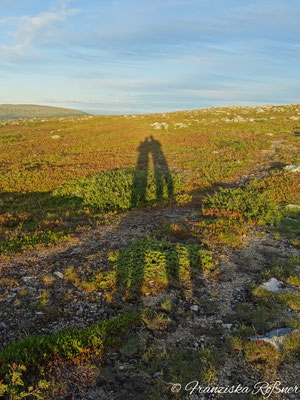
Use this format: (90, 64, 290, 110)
(0, 0, 299, 114)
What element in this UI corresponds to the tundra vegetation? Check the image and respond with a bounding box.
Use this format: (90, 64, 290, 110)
(0, 104, 299, 399)
(0, 104, 87, 121)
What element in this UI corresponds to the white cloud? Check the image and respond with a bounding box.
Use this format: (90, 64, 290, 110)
(0, 0, 79, 61)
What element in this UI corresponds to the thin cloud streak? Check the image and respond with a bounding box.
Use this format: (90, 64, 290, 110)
(0, 0, 79, 60)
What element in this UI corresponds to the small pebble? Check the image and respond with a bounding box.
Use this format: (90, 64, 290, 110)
(223, 323, 233, 329)
(54, 271, 64, 279)
(22, 276, 33, 283)
(0, 322, 8, 329)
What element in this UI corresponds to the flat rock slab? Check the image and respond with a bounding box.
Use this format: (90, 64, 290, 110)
(249, 328, 298, 350)
(284, 165, 300, 173)
(286, 204, 300, 210)
(259, 278, 283, 292)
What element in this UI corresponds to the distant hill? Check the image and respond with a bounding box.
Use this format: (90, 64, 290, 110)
(0, 104, 87, 120)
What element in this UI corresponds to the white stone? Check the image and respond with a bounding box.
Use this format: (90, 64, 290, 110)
(54, 271, 64, 279)
(284, 165, 300, 173)
(249, 328, 298, 350)
(174, 123, 188, 129)
(286, 204, 300, 210)
(190, 305, 199, 312)
(223, 323, 233, 329)
(233, 115, 246, 122)
(22, 276, 33, 283)
(150, 122, 168, 130)
(259, 278, 283, 292)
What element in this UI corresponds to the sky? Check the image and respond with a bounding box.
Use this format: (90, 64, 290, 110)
(0, 0, 299, 114)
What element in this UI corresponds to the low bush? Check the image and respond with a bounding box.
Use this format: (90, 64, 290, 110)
(53, 168, 182, 211)
(202, 186, 280, 226)
(197, 171, 299, 246)
(0, 312, 141, 397)
(95, 238, 214, 299)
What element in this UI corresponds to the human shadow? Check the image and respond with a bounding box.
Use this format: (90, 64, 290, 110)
(130, 136, 174, 207)
(0, 136, 219, 348)
(112, 136, 182, 303)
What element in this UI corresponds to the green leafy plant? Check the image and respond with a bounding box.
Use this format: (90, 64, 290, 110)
(94, 238, 214, 299)
(0, 313, 141, 397)
(53, 168, 182, 211)
(0, 364, 50, 400)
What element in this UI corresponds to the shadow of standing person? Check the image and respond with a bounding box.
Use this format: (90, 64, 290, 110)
(130, 136, 174, 207)
(149, 135, 174, 201)
(113, 136, 177, 304)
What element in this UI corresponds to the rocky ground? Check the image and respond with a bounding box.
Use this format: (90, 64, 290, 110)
(0, 197, 299, 399)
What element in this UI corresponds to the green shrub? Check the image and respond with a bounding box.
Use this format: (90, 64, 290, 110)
(197, 171, 299, 246)
(53, 168, 182, 211)
(0, 313, 141, 379)
(202, 186, 280, 225)
(0, 230, 69, 256)
(95, 238, 214, 298)
(0, 364, 50, 400)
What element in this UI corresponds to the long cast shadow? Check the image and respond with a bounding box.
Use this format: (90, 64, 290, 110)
(114, 136, 179, 303)
(0, 135, 219, 347)
(130, 136, 174, 208)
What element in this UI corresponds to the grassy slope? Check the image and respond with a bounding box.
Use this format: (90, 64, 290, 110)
(0, 103, 299, 398)
(0, 104, 299, 255)
(1, 104, 299, 193)
(0, 104, 87, 120)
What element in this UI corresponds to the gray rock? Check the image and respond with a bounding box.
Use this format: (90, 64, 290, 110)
(249, 328, 297, 350)
(150, 122, 168, 130)
(284, 165, 300, 173)
(259, 278, 283, 292)
(0, 322, 8, 329)
(22, 276, 33, 283)
(223, 323, 233, 329)
(54, 271, 64, 279)
(109, 353, 118, 361)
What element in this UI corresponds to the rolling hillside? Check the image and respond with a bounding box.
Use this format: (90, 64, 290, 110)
(0, 104, 87, 120)
(0, 104, 299, 399)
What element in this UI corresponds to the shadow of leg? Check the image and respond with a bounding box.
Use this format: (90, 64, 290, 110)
(165, 243, 181, 290)
(113, 241, 146, 305)
(154, 169, 164, 201)
(130, 138, 150, 208)
(150, 136, 174, 202)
